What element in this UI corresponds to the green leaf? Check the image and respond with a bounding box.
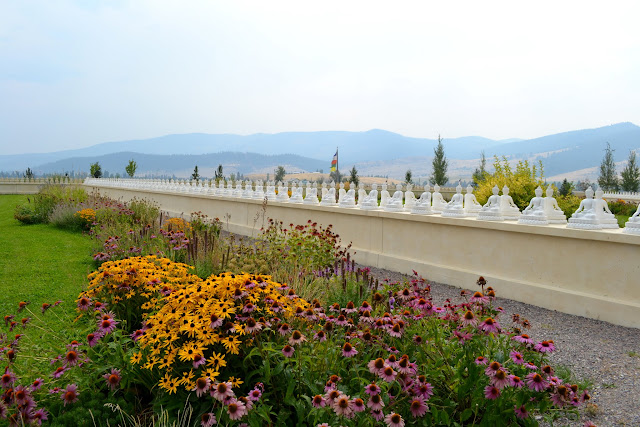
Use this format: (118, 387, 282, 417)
(460, 408, 473, 422)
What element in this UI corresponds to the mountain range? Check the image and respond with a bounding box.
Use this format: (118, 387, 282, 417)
(1, 123, 639, 182)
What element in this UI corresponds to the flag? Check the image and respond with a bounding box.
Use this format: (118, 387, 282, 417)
(330, 149, 338, 172)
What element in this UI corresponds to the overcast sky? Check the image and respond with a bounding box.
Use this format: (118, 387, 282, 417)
(1, 0, 639, 155)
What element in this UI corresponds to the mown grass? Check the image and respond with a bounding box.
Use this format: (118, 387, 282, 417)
(0, 195, 94, 377)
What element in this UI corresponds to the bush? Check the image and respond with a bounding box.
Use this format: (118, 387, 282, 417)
(474, 157, 544, 210)
(14, 203, 43, 224)
(556, 194, 582, 219)
(608, 199, 638, 217)
(48, 203, 91, 231)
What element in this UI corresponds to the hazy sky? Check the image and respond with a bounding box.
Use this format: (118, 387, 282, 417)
(1, 0, 639, 155)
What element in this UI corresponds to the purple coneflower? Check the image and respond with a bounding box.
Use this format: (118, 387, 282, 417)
(484, 361, 501, 377)
(193, 377, 211, 397)
(77, 297, 91, 311)
(385, 412, 405, 427)
(52, 366, 67, 379)
(388, 323, 404, 338)
(379, 366, 397, 382)
(510, 350, 524, 365)
(524, 361, 538, 370)
(210, 314, 223, 329)
(475, 356, 488, 365)
(289, 330, 307, 346)
(371, 408, 384, 421)
(192, 354, 207, 369)
(314, 330, 327, 342)
(282, 345, 295, 358)
(368, 358, 387, 375)
(409, 397, 429, 418)
(509, 375, 524, 388)
(103, 369, 122, 391)
(242, 303, 255, 313)
(514, 405, 529, 419)
(365, 382, 381, 396)
(248, 387, 262, 402)
(484, 385, 500, 400)
(61, 384, 79, 406)
(415, 382, 434, 400)
(512, 333, 534, 345)
(1, 370, 17, 388)
(492, 369, 510, 389)
(352, 397, 366, 412)
(244, 317, 262, 333)
(312, 394, 326, 408)
(227, 399, 247, 421)
(64, 350, 79, 367)
(278, 323, 291, 336)
(31, 378, 44, 391)
(212, 382, 234, 402)
(461, 310, 478, 327)
(367, 393, 385, 411)
(480, 317, 500, 333)
(130, 329, 144, 341)
(342, 342, 358, 357)
(32, 408, 48, 425)
(200, 413, 216, 427)
(470, 291, 489, 304)
(534, 340, 556, 353)
(343, 301, 357, 314)
(99, 317, 118, 334)
(333, 394, 354, 418)
(87, 332, 102, 347)
(13, 385, 31, 406)
(525, 373, 548, 392)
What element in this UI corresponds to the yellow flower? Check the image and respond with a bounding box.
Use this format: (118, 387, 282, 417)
(204, 368, 220, 381)
(229, 376, 244, 387)
(180, 369, 195, 389)
(178, 342, 203, 362)
(130, 352, 142, 365)
(159, 373, 179, 394)
(222, 336, 242, 355)
(207, 352, 227, 370)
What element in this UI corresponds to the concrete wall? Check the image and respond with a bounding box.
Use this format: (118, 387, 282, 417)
(86, 184, 640, 328)
(0, 179, 84, 195)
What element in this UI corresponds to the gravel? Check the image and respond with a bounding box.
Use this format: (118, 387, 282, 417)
(361, 264, 640, 426)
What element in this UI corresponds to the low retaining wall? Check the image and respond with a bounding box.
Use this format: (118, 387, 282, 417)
(87, 184, 640, 328)
(0, 180, 84, 195)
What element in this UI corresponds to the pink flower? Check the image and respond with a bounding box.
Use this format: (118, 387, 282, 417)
(480, 317, 500, 333)
(312, 394, 326, 408)
(484, 385, 500, 400)
(333, 394, 354, 418)
(200, 413, 216, 427)
(475, 356, 488, 365)
(415, 382, 434, 400)
(289, 330, 307, 346)
(227, 399, 247, 421)
(484, 361, 502, 377)
(509, 375, 524, 388)
(512, 334, 534, 345)
(492, 369, 510, 389)
(365, 382, 381, 396)
(379, 366, 397, 382)
(367, 394, 385, 411)
(212, 382, 234, 402)
(368, 358, 387, 375)
(282, 345, 295, 358)
(248, 387, 263, 402)
(1, 370, 17, 388)
(461, 310, 478, 327)
(470, 291, 489, 304)
(342, 342, 358, 357)
(525, 373, 548, 392)
(61, 384, 80, 406)
(409, 397, 429, 418)
(514, 405, 529, 419)
(510, 351, 524, 365)
(371, 409, 384, 421)
(102, 369, 122, 391)
(385, 412, 405, 427)
(352, 398, 366, 412)
(534, 340, 556, 353)
(193, 377, 211, 397)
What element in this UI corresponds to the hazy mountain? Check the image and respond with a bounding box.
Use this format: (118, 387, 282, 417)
(1, 123, 638, 181)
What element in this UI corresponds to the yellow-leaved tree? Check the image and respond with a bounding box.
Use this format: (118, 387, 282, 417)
(473, 156, 545, 210)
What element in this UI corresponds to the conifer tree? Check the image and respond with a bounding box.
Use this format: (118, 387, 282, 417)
(191, 165, 200, 182)
(404, 169, 412, 184)
(597, 142, 619, 191)
(472, 151, 487, 186)
(349, 166, 359, 186)
(274, 166, 286, 183)
(429, 135, 449, 186)
(620, 150, 640, 192)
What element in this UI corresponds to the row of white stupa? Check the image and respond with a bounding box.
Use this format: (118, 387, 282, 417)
(84, 178, 640, 234)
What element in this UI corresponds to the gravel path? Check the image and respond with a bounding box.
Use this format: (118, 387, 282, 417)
(362, 265, 640, 427)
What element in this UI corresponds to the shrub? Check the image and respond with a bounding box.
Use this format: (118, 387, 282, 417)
(474, 157, 544, 210)
(13, 203, 42, 224)
(608, 199, 638, 217)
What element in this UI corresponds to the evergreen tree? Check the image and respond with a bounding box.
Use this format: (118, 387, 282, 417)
(24, 168, 34, 179)
(429, 135, 449, 186)
(191, 165, 200, 182)
(349, 166, 359, 187)
(215, 164, 224, 180)
(274, 166, 286, 183)
(558, 178, 574, 196)
(405, 169, 412, 184)
(620, 150, 640, 192)
(472, 151, 487, 187)
(125, 159, 137, 178)
(90, 162, 102, 178)
(597, 142, 619, 191)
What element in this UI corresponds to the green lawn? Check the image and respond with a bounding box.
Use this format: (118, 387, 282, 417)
(0, 195, 95, 377)
(0, 195, 95, 315)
